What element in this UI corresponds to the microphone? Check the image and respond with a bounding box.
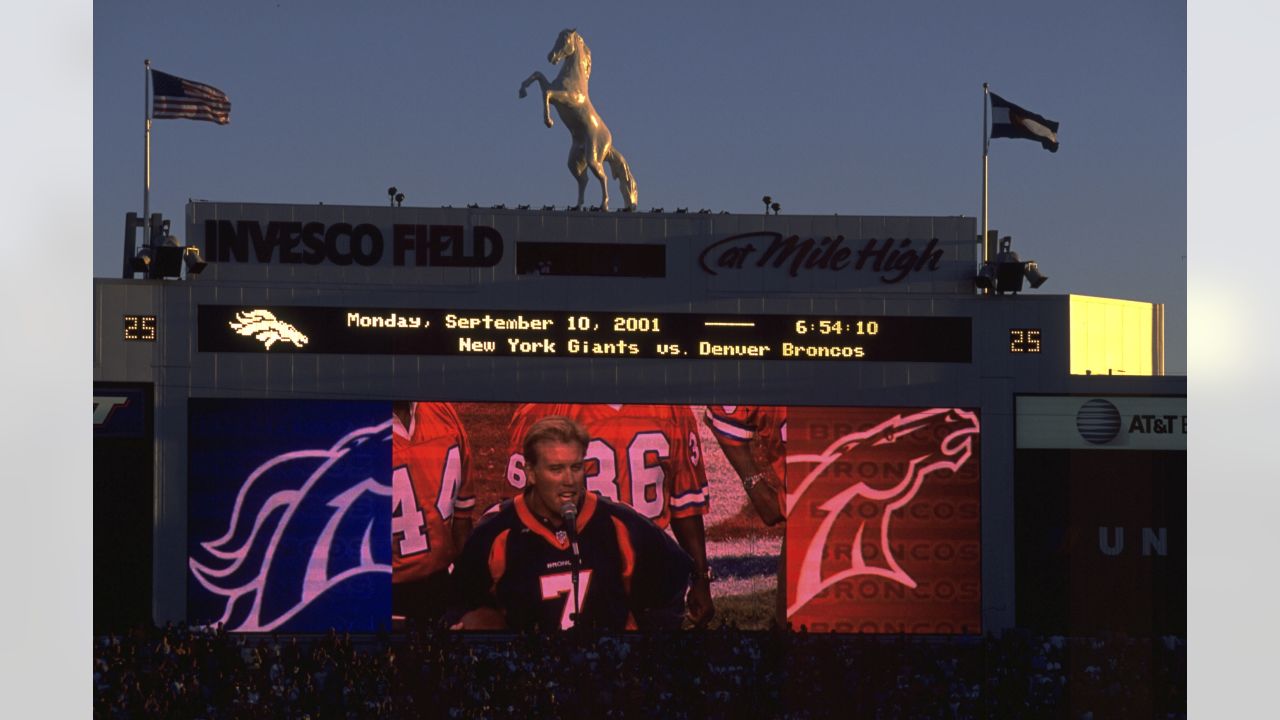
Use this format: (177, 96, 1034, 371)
(559, 501, 581, 558)
(559, 501, 577, 527)
(560, 500, 583, 626)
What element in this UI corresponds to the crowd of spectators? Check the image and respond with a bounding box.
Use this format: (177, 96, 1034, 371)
(93, 622, 1185, 719)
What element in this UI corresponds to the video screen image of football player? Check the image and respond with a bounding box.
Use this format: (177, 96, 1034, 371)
(448, 416, 692, 631)
(391, 401, 476, 626)
(704, 404, 788, 626)
(504, 403, 716, 627)
(704, 405, 788, 526)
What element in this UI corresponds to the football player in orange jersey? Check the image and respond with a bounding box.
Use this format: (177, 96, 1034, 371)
(704, 405, 787, 526)
(504, 403, 716, 627)
(391, 401, 476, 626)
(449, 416, 691, 632)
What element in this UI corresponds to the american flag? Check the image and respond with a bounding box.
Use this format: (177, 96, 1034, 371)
(151, 69, 231, 125)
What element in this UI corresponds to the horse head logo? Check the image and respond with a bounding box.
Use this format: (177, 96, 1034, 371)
(188, 420, 392, 632)
(518, 29, 638, 211)
(229, 309, 309, 350)
(785, 408, 979, 617)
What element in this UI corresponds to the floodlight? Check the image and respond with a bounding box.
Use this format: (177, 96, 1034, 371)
(1024, 261, 1048, 289)
(184, 246, 208, 275)
(974, 262, 996, 290)
(130, 247, 153, 274)
(151, 236, 185, 278)
(975, 239, 1049, 294)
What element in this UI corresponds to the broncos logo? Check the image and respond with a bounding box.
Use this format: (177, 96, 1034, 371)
(785, 408, 979, 618)
(189, 420, 392, 632)
(229, 309, 309, 349)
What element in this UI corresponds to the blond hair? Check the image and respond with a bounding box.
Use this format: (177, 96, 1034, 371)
(522, 415, 589, 466)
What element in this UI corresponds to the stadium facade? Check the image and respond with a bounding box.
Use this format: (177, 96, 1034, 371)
(93, 202, 1185, 635)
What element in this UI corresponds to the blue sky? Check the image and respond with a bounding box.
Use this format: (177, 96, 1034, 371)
(93, 1, 1185, 371)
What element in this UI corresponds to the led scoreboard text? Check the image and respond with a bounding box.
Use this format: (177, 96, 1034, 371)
(198, 305, 971, 362)
(1009, 328, 1042, 353)
(123, 315, 157, 342)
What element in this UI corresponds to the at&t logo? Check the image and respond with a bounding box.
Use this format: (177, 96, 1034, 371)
(1076, 399, 1121, 444)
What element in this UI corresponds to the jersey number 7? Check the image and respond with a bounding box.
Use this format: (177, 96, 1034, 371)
(540, 569, 593, 630)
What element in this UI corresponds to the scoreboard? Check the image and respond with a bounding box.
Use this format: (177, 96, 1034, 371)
(196, 305, 972, 362)
(92, 201, 1182, 636)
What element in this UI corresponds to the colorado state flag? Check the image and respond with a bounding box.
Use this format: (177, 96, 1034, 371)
(990, 92, 1059, 153)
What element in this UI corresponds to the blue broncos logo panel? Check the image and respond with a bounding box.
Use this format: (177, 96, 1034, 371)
(187, 400, 392, 632)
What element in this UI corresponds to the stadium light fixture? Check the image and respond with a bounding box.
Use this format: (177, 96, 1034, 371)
(1024, 261, 1048, 289)
(130, 246, 153, 275)
(994, 252, 1026, 293)
(974, 261, 996, 291)
(151, 235, 186, 279)
(125, 211, 206, 279)
(184, 246, 208, 276)
(974, 236, 1048, 294)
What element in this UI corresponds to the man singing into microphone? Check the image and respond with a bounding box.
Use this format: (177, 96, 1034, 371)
(447, 416, 692, 632)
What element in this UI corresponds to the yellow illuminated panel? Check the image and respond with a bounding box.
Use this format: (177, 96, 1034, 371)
(1069, 295, 1153, 376)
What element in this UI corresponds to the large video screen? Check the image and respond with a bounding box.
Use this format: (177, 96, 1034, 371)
(188, 400, 980, 634)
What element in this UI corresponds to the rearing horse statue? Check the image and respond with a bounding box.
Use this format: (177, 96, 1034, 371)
(519, 28, 637, 211)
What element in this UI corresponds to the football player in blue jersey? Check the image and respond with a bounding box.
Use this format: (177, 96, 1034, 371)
(447, 416, 692, 631)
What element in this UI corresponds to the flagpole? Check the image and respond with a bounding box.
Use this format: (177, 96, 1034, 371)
(144, 58, 152, 247)
(981, 82, 990, 267)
